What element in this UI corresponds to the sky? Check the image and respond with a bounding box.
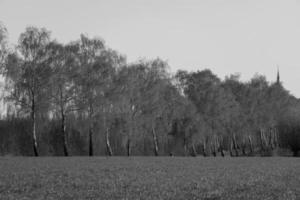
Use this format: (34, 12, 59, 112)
(1, 0, 300, 97)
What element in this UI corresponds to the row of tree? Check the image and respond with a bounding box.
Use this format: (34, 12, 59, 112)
(0, 24, 299, 156)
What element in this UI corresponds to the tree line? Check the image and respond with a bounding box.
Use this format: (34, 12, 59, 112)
(0, 24, 299, 156)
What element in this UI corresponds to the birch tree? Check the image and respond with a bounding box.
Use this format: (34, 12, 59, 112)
(76, 35, 124, 156)
(0, 23, 8, 69)
(3, 27, 51, 156)
(46, 41, 79, 156)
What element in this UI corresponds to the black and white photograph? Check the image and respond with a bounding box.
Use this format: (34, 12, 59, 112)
(0, 0, 300, 199)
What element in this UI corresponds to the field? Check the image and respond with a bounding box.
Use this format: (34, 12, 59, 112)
(0, 157, 299, 200)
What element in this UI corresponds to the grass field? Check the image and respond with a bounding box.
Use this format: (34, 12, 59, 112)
(0, 157, 299, 200)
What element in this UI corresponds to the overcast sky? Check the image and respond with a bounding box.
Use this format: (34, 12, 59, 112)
(1, 0, 300, 97)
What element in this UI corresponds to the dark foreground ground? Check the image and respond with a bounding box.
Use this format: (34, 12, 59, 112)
(0, 157, 299, 200)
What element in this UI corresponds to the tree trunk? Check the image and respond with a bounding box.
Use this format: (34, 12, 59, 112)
(218, 137, 225, 157)
(106, 128, 113, 156)
(229, 140, 234, 157)
(212, 139, 217, 157)
(264, 130, 268, 149)
(183, 137, 188, 156)
(202, 139, 207, 157)
(212, 148, 216, 156)
(274, 127, 279, 148)
(248, 135, 253, 154)
(61, 112, 68, 156)
(31, 98, 38, 157)
(273, 128, 277, 148)
(260, 128, 265, 151)
(269, 128, 274, 150)
(167, 136, 173, 156)
(127, 138, 131, 156)
(88, 104, 94, 156)
(191, 143, 197, 157)
(233, 134, 239, 156)
(220, 149, 225, 157)
(216, 136, 225, 156)
(242, 146, 246, 156)
(152, 126, 159, 156)
(241, 139, 246, 156)
(89, 126, 93, 156)
(128, 105, 136, 157)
